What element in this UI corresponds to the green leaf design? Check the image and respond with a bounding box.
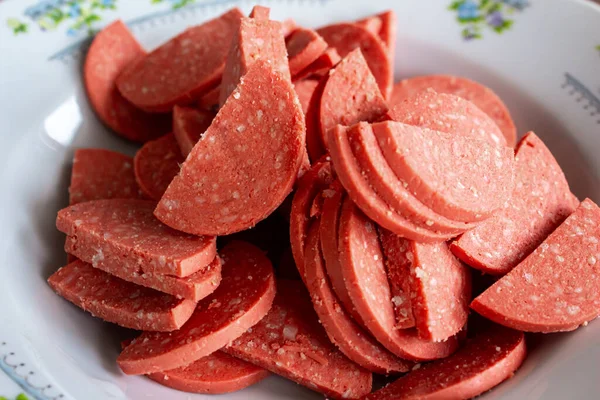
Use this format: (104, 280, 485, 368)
(448, 0, 465, 10)
(450, 0, 527, 40)
(0, 395, 30, 400)
(6, 18, 28, 35)
(47, 8, 66, 24)
(487, 3, 502, 14)
(492, 19, 513, 33)
(596, 45, 600, 51)
(172, 0, 196, 9)
(457, 15, 484, 24)
(84, 14, 102, 25)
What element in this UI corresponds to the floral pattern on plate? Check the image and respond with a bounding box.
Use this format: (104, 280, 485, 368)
(448, 0, 529, 40)
(4, 0, 195, 37)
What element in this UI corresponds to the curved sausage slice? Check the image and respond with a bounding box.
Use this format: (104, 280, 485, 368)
(287, 28, 327, 78)
(378, 229, 416, 329)
(219, 16, 289, 106)
(357, 10, 397, 56)
(471, 199, 600, 332)
(57, 199, 216, 278)
(327, 124, 449, 242)
(83, 20, 170, 142)
(290, 160, 333, 282)
(319, 49, 388, 154)
(173, 106, 215, 157)
(390, 75, 517, 147)
(372, 121, 515, 223)
(348, 122, 475, 236)
(388, 89, 506, 146)
(116, 9, 243, 112)
(148, 351, 269, 394)
(317, 23, 392, 99)
(304, 77, 328, 162)
(48, 259, 196, 331)
(319, 181, 364, 325)
(249, 5, 270, 20)
(400, 239, 471, 341)
(63, 241, 221, 301)
(294, 48, 341, 81)
(134, 133, 183, 201)
(224, 280, 373, 399)
(451, 132, 577, 275)
(69, 149, 145, 205)
(155, 62, 305, 236)
(118, 241, 276, 374)
(197, 86, 221, 111)
(293, 79, 320, 115)
(364, 326, 526, 400)
(304, 220, 411, 374)
(338, 198, 458, 361)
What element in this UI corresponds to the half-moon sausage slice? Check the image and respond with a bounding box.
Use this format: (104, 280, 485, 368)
(471, 198, 600, 332)
(155, 62, 305, 236)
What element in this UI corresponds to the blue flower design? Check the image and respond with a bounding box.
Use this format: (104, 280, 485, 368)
(102, 0, 116, 6)
(66, 27, 77, 36)
(450, 0, 528, 40)
(458, 0, 479, 20)
(68, 4, 81, 18)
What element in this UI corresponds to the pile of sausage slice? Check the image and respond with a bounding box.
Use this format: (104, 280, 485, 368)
(48, 5, 600, 399)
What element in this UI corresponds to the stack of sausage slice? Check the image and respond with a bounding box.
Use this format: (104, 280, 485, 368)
(47, 4, 600, 399)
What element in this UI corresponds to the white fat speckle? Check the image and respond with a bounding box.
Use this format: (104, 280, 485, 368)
(74, 219, 83, 227)
(233, 92, 241, 100)
(567, 305, 581, 315)
(163, 199, 179, 211)
(283, 324, 298, 341)
(523, 272, 534, 283)
(588, 256, 597, 266)
(92, 249, 104, 265)
(414, 267, 426, 279)
(556, 255, 565, 263)
(391, 296, 404, 306)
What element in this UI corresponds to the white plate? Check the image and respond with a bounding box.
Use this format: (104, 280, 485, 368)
(1, 0, 599, 398)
